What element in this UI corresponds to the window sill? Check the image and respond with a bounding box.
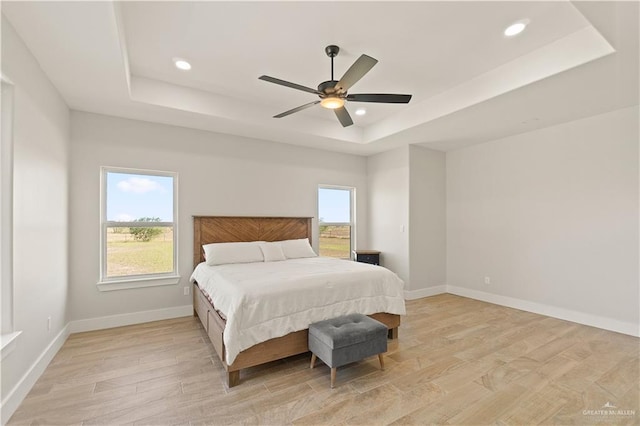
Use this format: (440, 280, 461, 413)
(97, 275, 181, 292)
(1, 331, 22, 360)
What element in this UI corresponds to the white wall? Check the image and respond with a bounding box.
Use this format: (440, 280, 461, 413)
(367, 146, 410, 284)
(1, 16, 70, 422)
(409, 146, 446, 293)
(447, 106, 639, 331)
(69, 111, 368, 322)
(367, 145, 447, 296)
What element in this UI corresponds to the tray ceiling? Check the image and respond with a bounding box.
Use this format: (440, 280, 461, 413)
(2, 1, 637, 155)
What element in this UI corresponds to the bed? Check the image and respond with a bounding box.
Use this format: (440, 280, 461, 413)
(191, 216, 404, 387)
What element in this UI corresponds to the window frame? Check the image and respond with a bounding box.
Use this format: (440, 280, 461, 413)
(98, 167, 180, 291)
(317, 184, 356, 260)
(1, 75, 22, 358)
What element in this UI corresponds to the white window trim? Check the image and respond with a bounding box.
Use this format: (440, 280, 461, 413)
(97, 167, 180, 291)
(1, 76, 19, 354)
(1, 331, 22, 360)
(318, 184, 356, 259)
(97, 276, 180, 292)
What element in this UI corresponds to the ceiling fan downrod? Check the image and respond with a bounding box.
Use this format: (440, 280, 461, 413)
(325, 45, 339, 82)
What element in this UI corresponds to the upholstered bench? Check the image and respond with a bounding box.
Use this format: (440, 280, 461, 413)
(308, 313, 387, 388)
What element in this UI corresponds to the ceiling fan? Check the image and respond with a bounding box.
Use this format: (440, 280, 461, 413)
(259, 45, 412, 127)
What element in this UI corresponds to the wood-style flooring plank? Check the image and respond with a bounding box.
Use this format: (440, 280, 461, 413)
(8, 294, 639, 426)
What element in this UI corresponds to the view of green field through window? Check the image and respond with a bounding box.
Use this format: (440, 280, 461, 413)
(104, 171, 175, 278)
(318, 187, 353, 259)
(319, 225, 351, 259)
(106, 226, 173, 277)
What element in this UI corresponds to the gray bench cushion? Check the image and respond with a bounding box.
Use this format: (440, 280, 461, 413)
(309, 313, 387, 349)
(308, 313, 388, 369)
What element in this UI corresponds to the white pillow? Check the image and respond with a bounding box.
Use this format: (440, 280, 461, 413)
(280, 238, 317, 259)
(259, 242, 286, 262)
(203, 242, 264, 266)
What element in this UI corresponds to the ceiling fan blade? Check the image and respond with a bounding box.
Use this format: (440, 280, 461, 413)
(334, 106, 354, 127)
(335, 54, 378, 92)
(347, 93, 412, 104)
(273, 100, 320, 118)
(259, 75, 321, 95)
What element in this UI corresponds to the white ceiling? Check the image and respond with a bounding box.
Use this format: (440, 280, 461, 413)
(2, 1, 638, 156)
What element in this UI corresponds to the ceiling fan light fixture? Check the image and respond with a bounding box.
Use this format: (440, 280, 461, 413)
(320, 97, 345, 109)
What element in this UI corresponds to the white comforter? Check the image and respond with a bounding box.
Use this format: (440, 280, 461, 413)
(190, 257, 406, 365)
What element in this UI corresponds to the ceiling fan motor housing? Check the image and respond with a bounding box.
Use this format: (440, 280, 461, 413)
(318, 80, 341, 97)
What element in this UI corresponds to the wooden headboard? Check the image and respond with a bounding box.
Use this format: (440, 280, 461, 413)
(193, 216, 313, 267)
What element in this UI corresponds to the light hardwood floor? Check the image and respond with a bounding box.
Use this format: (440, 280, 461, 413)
(8, 294, 640, 425)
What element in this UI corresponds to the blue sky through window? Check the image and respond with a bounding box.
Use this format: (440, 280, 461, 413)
(106, 172, 173, 222)
(318, 188, 351, 223)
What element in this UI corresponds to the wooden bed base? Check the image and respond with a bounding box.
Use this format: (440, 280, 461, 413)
(192, 216, 401, 388)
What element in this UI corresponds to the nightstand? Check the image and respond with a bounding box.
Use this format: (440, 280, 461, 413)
(353, 250, 381, 266)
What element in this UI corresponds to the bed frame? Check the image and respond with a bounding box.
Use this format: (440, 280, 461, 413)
(191, 216, 401, 387)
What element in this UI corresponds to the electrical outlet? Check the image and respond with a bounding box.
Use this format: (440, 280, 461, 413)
(183, 287, 190, 296)
(484, 276, 491, 285)
(47, 316, 52, 331)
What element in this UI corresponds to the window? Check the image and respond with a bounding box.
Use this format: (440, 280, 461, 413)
(318, 186, 355, 259)
(1, 78, 16, 341)
(99, 168, 179, 291)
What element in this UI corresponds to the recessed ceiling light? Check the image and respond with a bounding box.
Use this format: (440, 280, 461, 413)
(173, 58, 191, 71)
(504, 19, 530, 37)
(355, 108, 367, 116)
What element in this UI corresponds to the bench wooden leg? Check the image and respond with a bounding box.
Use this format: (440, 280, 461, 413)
(310, 353, 317, 369)
(330, 367, 337, 388)
(378, 353, 385, 370)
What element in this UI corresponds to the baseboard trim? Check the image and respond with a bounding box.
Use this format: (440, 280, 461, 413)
(68, 305, 193, 334)
(446, 285, 639, 337)
(1, 325, 70, 425)
(404, 285, 447, 300)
